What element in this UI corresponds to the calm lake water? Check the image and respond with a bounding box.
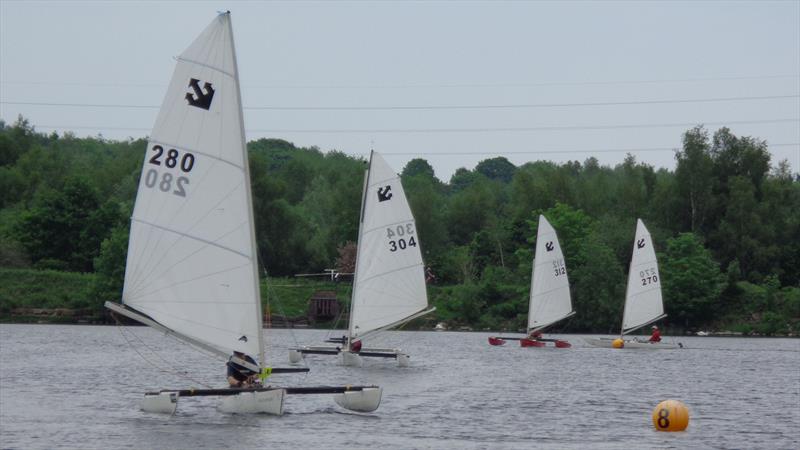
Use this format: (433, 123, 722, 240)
(1, 324, 798, 449)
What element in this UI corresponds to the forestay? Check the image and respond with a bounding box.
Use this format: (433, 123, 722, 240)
(348, 152, 429, 341)
(621, 219, 665, 334)
(120, 13, 263, 358)
(528, 215, 574, 332)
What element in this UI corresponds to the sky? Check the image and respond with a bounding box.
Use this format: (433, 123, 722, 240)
(1, 0, 798, 181)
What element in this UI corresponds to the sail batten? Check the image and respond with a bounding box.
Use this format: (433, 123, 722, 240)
(175, 57, 236, 78)
(130, 219, 251, 259)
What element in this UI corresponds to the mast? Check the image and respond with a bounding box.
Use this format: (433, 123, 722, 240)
(346, 150, 373, 351)
(225, 12, 266, 369)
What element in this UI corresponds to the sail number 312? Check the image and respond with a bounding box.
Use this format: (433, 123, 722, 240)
(144, 145, 195, 197)
(552, 259, 567, 277)
(387, 223, 417, 252)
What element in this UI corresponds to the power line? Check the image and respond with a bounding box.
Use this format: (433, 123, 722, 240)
(2, 94, 797, 111)
(247, 118, 799, 133)
(378, 143, 800, 156)
(2, 74, 797, 90)
(28, 118, 798, 134)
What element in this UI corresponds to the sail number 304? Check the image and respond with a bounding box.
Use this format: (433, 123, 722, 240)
(144, 145, 195, 197)
(387, 223, 417, 252)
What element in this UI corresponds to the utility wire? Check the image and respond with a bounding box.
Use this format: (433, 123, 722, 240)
(2, 94, 798, 111)
(2, 73, 797, 90)
(27, 118, 799, 134)
(377, 143, 800, 156)
(246, 118, 800, 133)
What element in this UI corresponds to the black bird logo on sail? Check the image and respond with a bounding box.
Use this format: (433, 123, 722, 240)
(377, 186, 393, 202)
(545, 241, 554, 252)
(185, 78, 215, 110)
(238, 335, 248, 342)
(637, 238, 646, 249)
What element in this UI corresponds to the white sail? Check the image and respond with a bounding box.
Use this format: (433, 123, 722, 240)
(527, 215, 574, 332)
(621, 219, 665, 334)
(121, 13, 263, 359)
(348, 152, 429, 340)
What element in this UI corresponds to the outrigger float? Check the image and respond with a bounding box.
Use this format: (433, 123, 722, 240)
(106, 12, 382, 415)
(141, 385, 382, 416)
(488, 335, 571, 348)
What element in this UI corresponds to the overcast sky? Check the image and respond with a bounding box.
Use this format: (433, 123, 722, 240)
(1, 0, 798, 180)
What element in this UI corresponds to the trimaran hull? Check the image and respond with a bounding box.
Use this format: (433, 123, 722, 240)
(583, 337, 680, 349)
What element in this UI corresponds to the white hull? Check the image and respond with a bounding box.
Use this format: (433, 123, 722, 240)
(334, 387, 383, 413)
(584, 337, 680, 349)
(340, 351, 364, 367)
(141, 392, 178, 414)
(290, 346, 411, 367)
(217, 389, 285, 415)
(288, 349, 304, 363)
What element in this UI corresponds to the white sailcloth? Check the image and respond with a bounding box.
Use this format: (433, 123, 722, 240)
(528, 215, 574, 332)
(621, 219, 665, 334)
(121, 13, 262, 358)
(348, 152, 429, 340)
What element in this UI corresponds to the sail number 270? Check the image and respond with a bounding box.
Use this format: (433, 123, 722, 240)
(387, 223, 417, 252)
(144, 145, 195, 197)
(640, 267, 658, 286)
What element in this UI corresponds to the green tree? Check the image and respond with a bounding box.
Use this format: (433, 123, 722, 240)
(401, 158, 437, 179)
(14, 177, 119, 272)
(675, 126, 714, 232)
(659, 233, 724, 329)
(91, 225, 130, 307)
(475, 156, 516, 183)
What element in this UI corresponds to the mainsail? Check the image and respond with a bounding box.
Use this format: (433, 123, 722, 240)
(528, 215, 574, 332)
(621, 219, 666, 334)
(119, 13, 263, 361)
(347, 151, 431, 342)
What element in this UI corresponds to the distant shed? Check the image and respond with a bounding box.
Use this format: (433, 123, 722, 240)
(308, 290, 340, 323)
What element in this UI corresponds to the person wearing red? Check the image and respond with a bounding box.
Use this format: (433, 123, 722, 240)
(649, 325, 662, 343)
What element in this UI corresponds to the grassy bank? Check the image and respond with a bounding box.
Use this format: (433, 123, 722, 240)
(0, 268, 96, 313)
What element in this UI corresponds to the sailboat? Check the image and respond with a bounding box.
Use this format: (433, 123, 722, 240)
(104, 12, 381, 415)
(289, 151, 436, 367)
(488, 215, 574, 348)
(584, 219, 679, 349)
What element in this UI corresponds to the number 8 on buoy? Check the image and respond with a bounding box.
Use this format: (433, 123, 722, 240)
(652, 400, 689, 431)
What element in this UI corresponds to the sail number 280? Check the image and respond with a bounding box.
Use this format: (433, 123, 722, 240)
(144, 145, 195, 197)
(387, 223, 417, 252)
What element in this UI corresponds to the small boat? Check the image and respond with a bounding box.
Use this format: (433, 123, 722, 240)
(104, 12, 381, 415)
(488, 215, 574, 348)
(289, 151, 435, 367)
(584, 219, 680, 349)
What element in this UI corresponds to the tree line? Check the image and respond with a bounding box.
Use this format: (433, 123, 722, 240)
(0, 117, 797, 334)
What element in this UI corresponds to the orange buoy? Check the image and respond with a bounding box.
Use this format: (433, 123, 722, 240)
(612, 338, 624, 348)
(652, 400, 689, 431)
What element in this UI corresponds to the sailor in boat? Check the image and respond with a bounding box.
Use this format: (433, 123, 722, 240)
(649, 325, 662, 343)
(227, 351, 259, 388)
(527, 330, 544, 340)
(336, 335, 362, 352)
